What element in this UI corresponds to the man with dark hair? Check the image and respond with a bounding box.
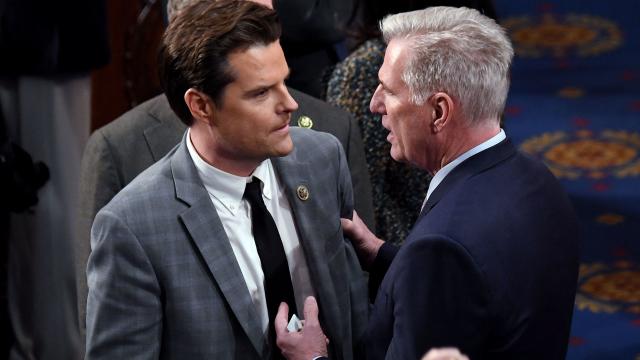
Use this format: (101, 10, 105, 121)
(85, 1, 367, 359)
(74, 0, 374, 345)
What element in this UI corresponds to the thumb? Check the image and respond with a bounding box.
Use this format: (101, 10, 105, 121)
(352, 210, 361, 223)
(274, 302, 290, 337)
(302, 296, 320, 326)
(340, 217, 354, 233)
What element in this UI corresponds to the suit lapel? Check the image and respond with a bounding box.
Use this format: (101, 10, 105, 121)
(170, 136, 267, 357)
(271, 154, 344, 349)
(143, 95, 187, 161)
(421, 138, 517, 217)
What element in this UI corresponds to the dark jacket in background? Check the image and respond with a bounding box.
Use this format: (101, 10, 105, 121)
(276, 0, 355, 98)
(0, 0, 109, 76)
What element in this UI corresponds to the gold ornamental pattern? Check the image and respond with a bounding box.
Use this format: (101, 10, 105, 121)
(520, 130, 640, 179)
(545, 140, 636, 169)
(576, 262, 640, 314)
(503, 13, 622, 58)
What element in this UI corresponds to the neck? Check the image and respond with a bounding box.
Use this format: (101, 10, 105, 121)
(189, 127, 260, 177)
(438, 120, 501, 171)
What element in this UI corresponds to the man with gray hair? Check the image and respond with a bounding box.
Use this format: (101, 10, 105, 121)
(276, 6, 580, 360)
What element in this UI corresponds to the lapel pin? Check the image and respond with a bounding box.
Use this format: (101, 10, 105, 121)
(296, 185, 310, 201)
(297, 115, 313, 129)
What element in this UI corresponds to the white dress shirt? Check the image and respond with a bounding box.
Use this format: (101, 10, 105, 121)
(187, 130, 315, 335)
(423, 129, 506, 207)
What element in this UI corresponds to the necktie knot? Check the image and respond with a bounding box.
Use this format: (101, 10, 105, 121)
(244, 178, 263, 205)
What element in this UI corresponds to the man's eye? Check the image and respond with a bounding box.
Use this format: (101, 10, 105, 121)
(255, 89, 268, 97)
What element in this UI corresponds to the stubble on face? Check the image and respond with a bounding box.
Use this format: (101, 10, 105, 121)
(371, 39, 438, 170)
(374, 39, 415, 163)
(195, 41, 297, 176)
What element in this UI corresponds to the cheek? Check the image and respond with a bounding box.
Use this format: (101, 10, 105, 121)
(399, 112, 426, 146)
(390, 107, 412, 134)
(222, 116, 261, 145)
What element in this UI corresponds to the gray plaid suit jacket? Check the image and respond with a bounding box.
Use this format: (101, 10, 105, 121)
(75, 91, 375, 347)
(86, 128, 368, 359)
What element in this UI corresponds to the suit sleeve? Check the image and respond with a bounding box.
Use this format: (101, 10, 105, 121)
(86, 210, 162, 359)
(384, 237, 491, 359)
(368, 243, 399, 300)
(75, 130, 124, 340)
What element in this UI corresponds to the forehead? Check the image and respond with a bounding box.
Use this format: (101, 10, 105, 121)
(379, 38, 411, 87)
(226, 41, 288, 86)
(250, 0, 273, 8)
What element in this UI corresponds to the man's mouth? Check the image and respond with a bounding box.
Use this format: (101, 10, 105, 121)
(381, 115, 390, 130)
(274, 122, 289, 134)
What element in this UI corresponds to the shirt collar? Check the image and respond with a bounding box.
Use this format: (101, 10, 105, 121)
(251, 160, 273, 200)
(425, 129, 506, 201)
(186, 129, 273, 214)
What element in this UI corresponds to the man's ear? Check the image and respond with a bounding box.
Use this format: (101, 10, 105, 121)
(430, 92, 454, 132)
(184, 88, 215, 125)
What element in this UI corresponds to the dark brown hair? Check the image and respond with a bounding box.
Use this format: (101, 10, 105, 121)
(158, 0, 281, 126)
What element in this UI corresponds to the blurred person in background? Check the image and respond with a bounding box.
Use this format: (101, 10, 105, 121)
(0, 0, 109, 358)
(275, 0, 356, 98)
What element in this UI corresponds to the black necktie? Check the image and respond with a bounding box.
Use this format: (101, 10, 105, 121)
(244, 178, 298, 358)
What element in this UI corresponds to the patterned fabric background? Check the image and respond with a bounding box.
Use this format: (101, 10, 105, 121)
(493, 1, 640, 358)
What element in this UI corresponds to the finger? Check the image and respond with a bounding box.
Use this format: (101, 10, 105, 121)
(342, 211, 371, 237)
(302, 296, 320, 327)
(422, 348, 468, 360)
(274, 302, 289, 337)
(352, 210, 361, 224)
(340, 217, 354, 233)
(353, 211, 370, 231)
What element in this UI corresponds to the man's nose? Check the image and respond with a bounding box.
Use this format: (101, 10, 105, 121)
(280, 86, 299, 113)
(370, 84, 384, 114)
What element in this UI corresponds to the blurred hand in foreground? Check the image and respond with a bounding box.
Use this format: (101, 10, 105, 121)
(422, 347, 470, 360)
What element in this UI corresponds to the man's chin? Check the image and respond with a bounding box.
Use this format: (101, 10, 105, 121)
(271, 138, 294, 157)
(389, 148, 406, 163)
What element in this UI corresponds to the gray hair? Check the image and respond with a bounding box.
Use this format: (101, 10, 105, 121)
(380, 6, 513, 125)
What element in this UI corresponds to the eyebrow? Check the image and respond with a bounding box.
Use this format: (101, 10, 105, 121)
(242, 69, 292, 97)
(379, 78, 392, 93)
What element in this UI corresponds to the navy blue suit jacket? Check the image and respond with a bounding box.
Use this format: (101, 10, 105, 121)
(366, 139, 580, 360)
